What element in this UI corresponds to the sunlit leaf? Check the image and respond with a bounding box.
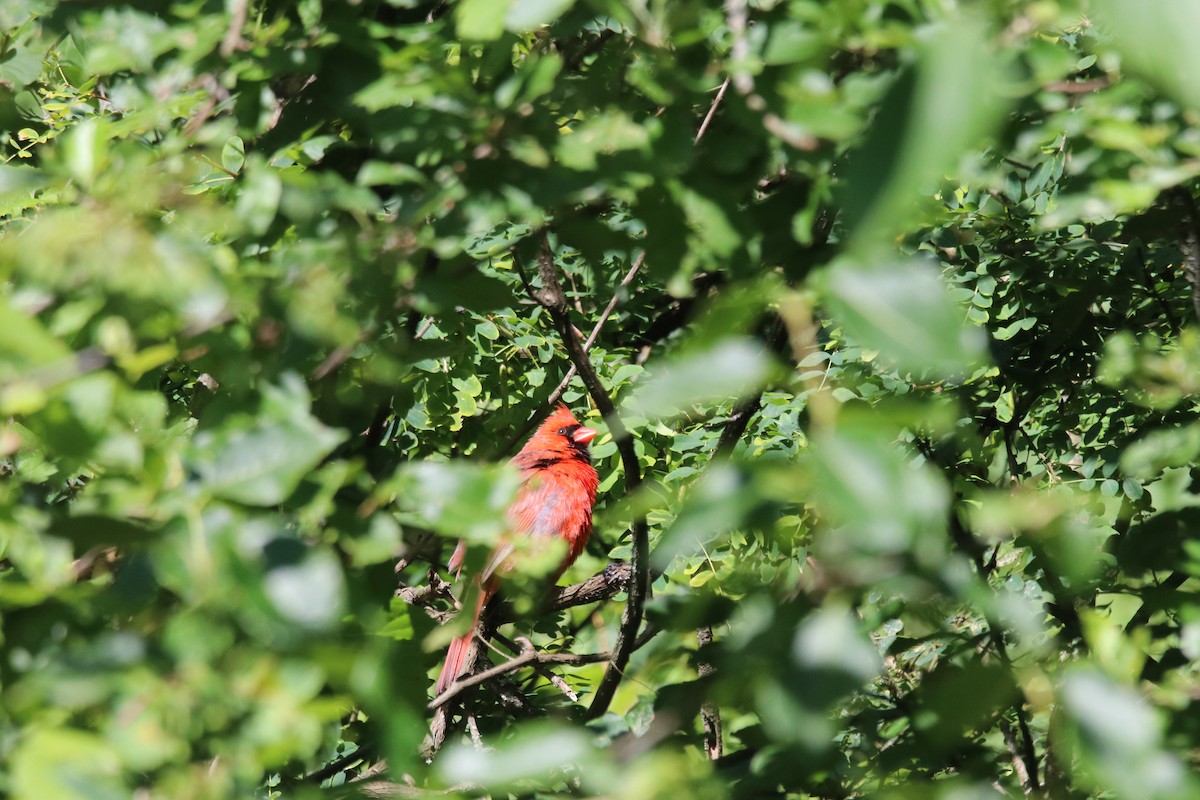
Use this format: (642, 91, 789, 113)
(825, 258, 988, 378)
(625, 338, 772, 419)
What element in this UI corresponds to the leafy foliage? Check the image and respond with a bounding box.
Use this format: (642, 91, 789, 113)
(2, 1, 1200, 798)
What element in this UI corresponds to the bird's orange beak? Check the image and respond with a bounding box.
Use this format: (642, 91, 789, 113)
(572, 426, 598, 446)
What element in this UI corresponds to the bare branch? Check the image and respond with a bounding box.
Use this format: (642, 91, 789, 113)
(501, 253, 647, 455)
(724, 0, 817, 151)
(1042, 77, 1110, 94)
(518, 237, 650, 720)
(548, 561, 632, 610)
(697, 626, 723, 760)
(545, 252, 645, 408)
(399, 563, 630, 631)
(219, 0, 249, 57)
(430, 639, 614, 709)
(695, 78, 730, 144)
(1170, 187, 1200, 322)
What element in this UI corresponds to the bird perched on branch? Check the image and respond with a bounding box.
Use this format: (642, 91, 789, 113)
(434, 405, 600, 697)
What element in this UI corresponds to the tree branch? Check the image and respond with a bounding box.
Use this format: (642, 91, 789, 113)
(697, 626, 723, 760)
(429, 638, 614, 709)
(695, 78, 730, 144)
(546, 252, 644, 407)
(519, 237, 649, 720)
(548, 561, 632, 611)
(1173, 187, 1200, 322)
(500, 253, 646, 456)
(397, 563, 631, 624)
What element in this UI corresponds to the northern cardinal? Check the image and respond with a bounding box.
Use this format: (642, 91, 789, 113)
(434, 405, 600, 696)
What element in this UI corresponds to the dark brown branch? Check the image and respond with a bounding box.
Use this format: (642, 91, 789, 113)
(1000, 719, 1034, 794)
(361, 402, 394, 451)
(487, 630, 578, 701)
(689, 316, 788, 754)
(548, 561, 632, 611)
(547, 252, 644, 407)
(1042, 77, 1109, 94)
(398, 563, 630, 625)
(1125, 571, 1188, 632)
(915, 442, 1043, 790)
(285, 743, 372, 789)
(697, 626, 723, 760)
(520, 237, 650, 720)
(1170, 187, 1200, 322)
(564, 28, 616, 71)
(429, 639, 614, 709)
(395, 570, 454, 605)
(500, 253, 645, 455)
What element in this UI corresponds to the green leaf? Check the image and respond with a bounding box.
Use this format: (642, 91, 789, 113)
(1060, 668, 1191, 799)
(506, 0, 575, 32)
(264, 549, 346, 629)
(190, 377, 347, 506)
(382, 460, 521, 545)
(1092, 0, 1200, 114)
(456, 0, 508, 41)
(809, 412, 949, 574)
(824, 258, 988, 378)
(221, 135, 245, 174)
(793, 606, 882, 685)
(838, 14, 1012, 245)
(45, 514, 157, 549)
(236, 155, 282, 235)
(1120, 424, 1200, 480)
(12, 727, 126, 800)
(438, 723, 596, 789)
(0, 297, 73, 371)
(61, 117, 110, 189)
(625, 338, 772, 419)
(651, 463, 755, 570)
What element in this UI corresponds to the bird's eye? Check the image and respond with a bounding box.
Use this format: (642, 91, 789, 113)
(557, 427, 569, 436)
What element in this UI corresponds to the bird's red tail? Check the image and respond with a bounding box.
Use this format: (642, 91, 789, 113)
(433, 588, 489, 697)
(434, 630, 474, 696)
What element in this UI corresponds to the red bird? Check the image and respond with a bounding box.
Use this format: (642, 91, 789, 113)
(434, 405, 600, 696)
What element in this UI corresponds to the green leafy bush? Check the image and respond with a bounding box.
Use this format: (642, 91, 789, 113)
(1, 1, 1199, 798)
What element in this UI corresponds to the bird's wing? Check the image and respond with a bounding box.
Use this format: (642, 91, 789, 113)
(478, 479, 570, 583)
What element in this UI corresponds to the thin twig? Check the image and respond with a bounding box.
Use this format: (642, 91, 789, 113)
(723, 0, 817, 150)
(712, 319, 786, 460)
(1042, 77, 1109, 94)
(430, 640, 614, 709)
(695, 78, 730, 144)
(725, 0, 752, 96)
(489, 631, 580, 700)
(220, 0, 249, 57)
(1000, 719, 1034, 795)
(547, 252, 645, 407)
(944, 504, 1042, 790)
(282, 743, 372, 789)
(1013, 701, 1041, 794)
